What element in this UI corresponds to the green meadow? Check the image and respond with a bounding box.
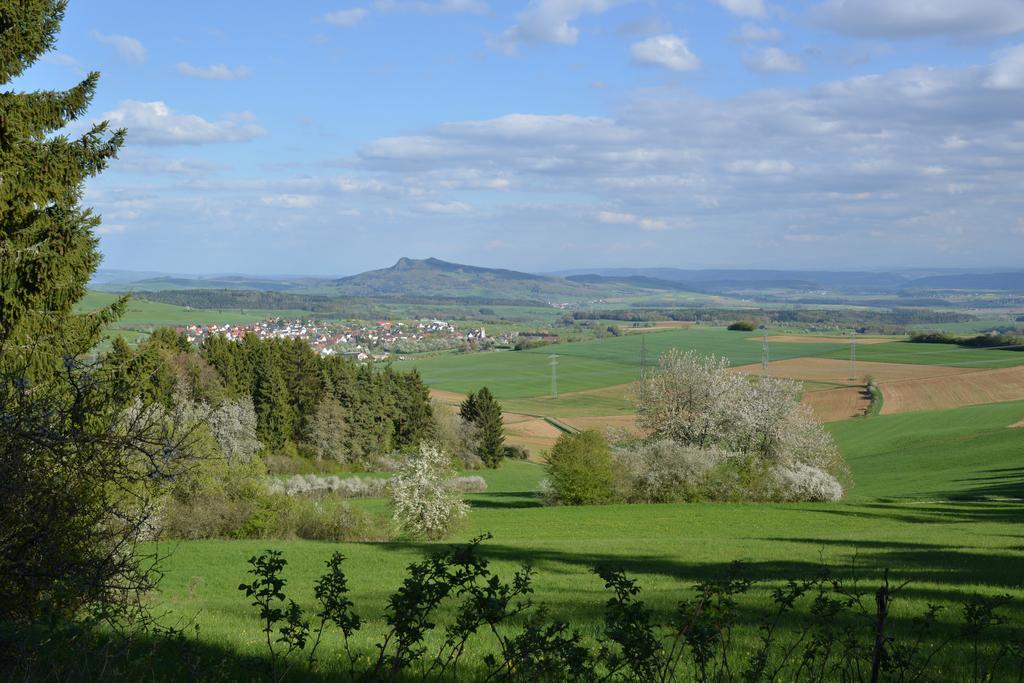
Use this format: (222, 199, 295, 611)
(402, 328, 1024, 402)
(151, 400, 1024, 676)
(821, 340, 1024, 369)
(77, 292, 314, 331)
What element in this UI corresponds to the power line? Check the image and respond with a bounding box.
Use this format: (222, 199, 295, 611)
(762, 330, 770, 373)
(849, 330, 857, 381)
(640, 335, 647, 379)
(549, 353, 558, 399)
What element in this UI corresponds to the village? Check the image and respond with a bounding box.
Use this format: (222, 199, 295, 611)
(175, 318, 504, 360)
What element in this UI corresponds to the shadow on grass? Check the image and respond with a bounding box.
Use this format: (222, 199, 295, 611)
(948, 466, 1024, 501)
(467, 491, 543, 509)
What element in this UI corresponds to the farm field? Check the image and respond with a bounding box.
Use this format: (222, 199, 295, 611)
(77, 291, 313, 328)
(820, 340, 1024, 369)
(403, 327, 852, 399)
(150, 400, 1024, 677)
(423, 327, 1024, 452)
(878, 365, 1024, 415)
(802, 385, 871, 422)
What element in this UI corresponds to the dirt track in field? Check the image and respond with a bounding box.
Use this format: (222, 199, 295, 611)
(559, 414, 641, 433)
(502, 413, 563, 458)
(731, 358, 977, 384)
(802, 386, 871, 422)
(877, 365, 1024, 415)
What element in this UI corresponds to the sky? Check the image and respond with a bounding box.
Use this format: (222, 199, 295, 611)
(13, 0, 1024, 275)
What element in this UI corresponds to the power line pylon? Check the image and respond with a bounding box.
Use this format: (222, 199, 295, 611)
(762, 330, 770, 373)
(549, 353, 558, 399)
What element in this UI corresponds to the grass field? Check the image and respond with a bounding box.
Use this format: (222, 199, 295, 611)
(404, 328, 1024, 403)
(402, 327, 850, 399)
(77, 291, 314, 328)
(151, 400, 1024, 677)
(821, 340, 1024, 369)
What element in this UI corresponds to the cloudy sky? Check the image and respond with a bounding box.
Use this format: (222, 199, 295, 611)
(15, 0, 1024, 275)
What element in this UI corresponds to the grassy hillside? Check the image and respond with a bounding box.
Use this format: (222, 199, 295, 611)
(151, 401, 1024, 676)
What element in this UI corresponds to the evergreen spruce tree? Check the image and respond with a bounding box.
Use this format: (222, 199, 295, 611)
(0, 1, 125, 364)
(1, 1, 189, 624)
(460, 387, 505, 468)
(474, 387, 505, 467)
(459, 390, 478, 422)
(251, 344, 293, 450)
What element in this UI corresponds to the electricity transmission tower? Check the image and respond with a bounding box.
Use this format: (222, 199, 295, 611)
(849, 331, 857, 381)
(549, 353, 558, 399)
(762, 330, 770, 373)
(640, 335, 647, 379)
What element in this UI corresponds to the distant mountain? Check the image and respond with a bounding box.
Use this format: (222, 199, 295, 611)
(331, 257, 611, 301)
(902, 272, 1024, 291)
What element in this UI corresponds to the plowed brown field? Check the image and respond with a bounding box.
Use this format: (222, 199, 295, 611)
(802, 386, 871, 422)
(731, 358, 976, 384)
(878, 365, 1024, 415)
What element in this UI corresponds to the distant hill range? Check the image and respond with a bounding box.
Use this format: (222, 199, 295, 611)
(554, 267, 1024, 293)
(899, 272, 1024, 291)
(92, 260, 1024, 304)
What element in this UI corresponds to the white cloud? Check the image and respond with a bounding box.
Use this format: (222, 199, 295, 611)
(491, 0, 635, 54)
(725, 159, 795, 174)
(746, 47, 803, 72)
(813, 0, 1024, 38)
(630, 35, 701, 72)
(373, 0, 487, 13)
(324, 8, 369, 26)
(100, 101, 266, 145)
(716, 0, 767, 18)
(41, 51, 82, 69)
(177, 63, 252, 80)
(735, 23, 782, 42)
(596, 210, 670, 230)
(985, 44, 1024, 90)
(260, 194, 321, 209)
(92, 32, 146, 63)
(419, 200, 473, 214)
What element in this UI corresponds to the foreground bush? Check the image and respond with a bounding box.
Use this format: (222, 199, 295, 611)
(390, 444, 469, 539)
(543, 430, 618, 505)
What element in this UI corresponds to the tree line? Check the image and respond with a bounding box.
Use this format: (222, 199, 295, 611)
(105, 328, 436, 461)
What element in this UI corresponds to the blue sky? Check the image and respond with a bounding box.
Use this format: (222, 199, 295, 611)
(14, 0, 1024, 275)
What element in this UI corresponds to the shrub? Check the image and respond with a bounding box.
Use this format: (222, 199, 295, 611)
(635, 349, 850, 499)
(770, 463, 844, 502)
(544, 431, 618, 505)
(267, 474, 389, 498)
(614, 440, 730, 503)
(504, 444, 531, 460)
(449, 475, 488, 494)
(728, 320, 757, 331)
(390, 444, 469, 539)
